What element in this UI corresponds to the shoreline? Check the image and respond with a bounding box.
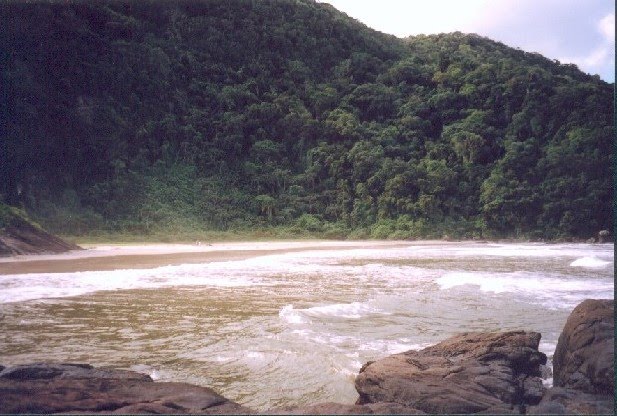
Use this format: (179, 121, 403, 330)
(0, 239, 612, 275)
(0, 240, 418, 275)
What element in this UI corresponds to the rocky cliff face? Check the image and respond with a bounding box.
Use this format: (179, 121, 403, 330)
(0, 299, 613, 414)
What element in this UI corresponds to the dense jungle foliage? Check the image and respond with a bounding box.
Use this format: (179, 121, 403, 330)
(1, 0, 613, 240)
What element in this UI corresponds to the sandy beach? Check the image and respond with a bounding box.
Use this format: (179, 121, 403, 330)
(0, 240, 419, 275)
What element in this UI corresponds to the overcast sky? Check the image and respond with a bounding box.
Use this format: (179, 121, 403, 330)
(318, 0, 615, 82)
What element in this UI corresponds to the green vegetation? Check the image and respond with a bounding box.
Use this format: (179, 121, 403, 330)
(0, 202, 42, 231)
(1, 0, 613, 241)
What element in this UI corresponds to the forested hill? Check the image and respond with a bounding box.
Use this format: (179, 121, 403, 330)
(1, 0, 613, 240)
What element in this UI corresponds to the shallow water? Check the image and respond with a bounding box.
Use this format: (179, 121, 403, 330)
(0, 242, 613, 410)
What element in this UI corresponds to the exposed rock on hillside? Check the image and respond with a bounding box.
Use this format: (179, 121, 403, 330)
(0, 204, 80, 256)
(355, 331, 547, 414)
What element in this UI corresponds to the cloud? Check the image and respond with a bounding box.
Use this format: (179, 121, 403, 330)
(598, 13, 615, 42)
(318, 0, 615, 82)
(559, 13, 615, 79)
(319, 0, 492, 37)
(576, 47, 609, 67)
(472, 0, 602, 54)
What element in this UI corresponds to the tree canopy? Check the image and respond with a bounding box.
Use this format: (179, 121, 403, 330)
(0, 0, 613, 240)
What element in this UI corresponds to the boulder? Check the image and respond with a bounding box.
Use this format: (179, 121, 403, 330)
(0, 363, 252, 414)
(552, 299, 614, 394)
(528, 299, 614, 414)
(528, 386, 614, 415)
(355, 331, 547, 414)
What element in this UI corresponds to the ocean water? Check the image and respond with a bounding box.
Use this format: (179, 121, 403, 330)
(0, 242, 613, 410)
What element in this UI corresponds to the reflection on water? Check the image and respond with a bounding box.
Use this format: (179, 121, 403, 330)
(0, 242, 613, 410)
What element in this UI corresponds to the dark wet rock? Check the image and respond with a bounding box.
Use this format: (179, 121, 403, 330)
(0, 363, 252, 414)
(552, 299, 614, 394)
(539, 363, 553, 380)
(0, 363, 150, 382)
(528, 386, 615, 415)
(267, 402, 424, 414)
(355, 331, 547, 414)
(528, 299, 615, 414)
(362, 402, 426, 414)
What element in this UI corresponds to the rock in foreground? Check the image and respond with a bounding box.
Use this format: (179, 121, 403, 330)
(529, 299, 614, 414)
(552, 299, 613, 394)
(355, 331, 547, 414)
(0, 363, 251, 414)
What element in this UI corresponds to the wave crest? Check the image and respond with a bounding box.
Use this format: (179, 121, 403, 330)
(570, 257, 611, 268)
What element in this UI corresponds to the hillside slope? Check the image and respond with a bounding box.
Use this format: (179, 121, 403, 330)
(0, 203, 80, 256)
(0, 0, 613, 239)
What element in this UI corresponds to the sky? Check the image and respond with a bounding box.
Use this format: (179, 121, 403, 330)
(318, 0, 615, 82)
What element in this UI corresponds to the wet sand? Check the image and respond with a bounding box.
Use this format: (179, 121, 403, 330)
(0, 240, 420, 275)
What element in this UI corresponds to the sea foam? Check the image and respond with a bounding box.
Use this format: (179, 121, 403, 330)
(279, 301, 385, 325)
(570, 257, 611, 268)
(304, 302, 384, 319)
(0, 262, 261, 304)
(436, 271, 613, 295)
(279, 305, 309, 324)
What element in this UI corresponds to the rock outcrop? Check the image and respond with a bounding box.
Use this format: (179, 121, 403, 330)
(0, 363, 251, 414)
(355, 331, 547, 414)
(0, 224, 80, 256)
(529, 299, 614, 414)
(552, 299, 614, 394)
(0, 203, 80, 256)
(528, 386, 614, 415)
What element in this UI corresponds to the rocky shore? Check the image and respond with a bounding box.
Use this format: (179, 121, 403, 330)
(0, 299, 613, 414)
(528, 299, 614, 415)
(0, 204, 80, 256)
